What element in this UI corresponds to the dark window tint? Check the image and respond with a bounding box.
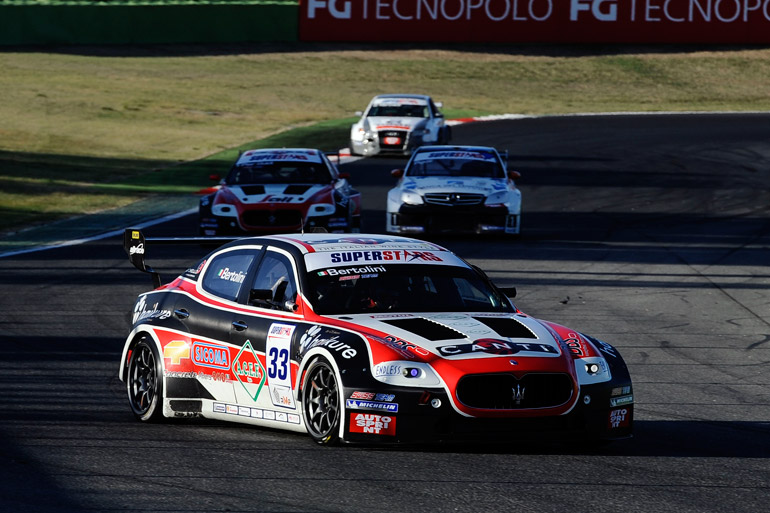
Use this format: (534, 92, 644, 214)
(201, 250, 256, 302)
(251, 252, 298, 309)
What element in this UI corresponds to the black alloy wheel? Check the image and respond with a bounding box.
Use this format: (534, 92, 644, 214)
(127, 338, 164, 422)
(302, 357, 341, 445)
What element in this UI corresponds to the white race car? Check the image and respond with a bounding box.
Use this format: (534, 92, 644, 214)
(386, 145, 522, 236)
(349, 94, 451, 157)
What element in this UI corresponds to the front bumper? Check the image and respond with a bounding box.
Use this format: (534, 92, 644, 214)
(340, 382, 633, 445)
(199, 212, 350, 236)
(388, 204, 520, 235)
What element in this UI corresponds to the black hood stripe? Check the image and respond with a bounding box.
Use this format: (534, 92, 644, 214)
(381, 318, 466, 341)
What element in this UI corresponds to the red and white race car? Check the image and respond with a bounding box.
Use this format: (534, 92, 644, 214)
(121, 229, 633, 445)
(199, 148, 361, 235)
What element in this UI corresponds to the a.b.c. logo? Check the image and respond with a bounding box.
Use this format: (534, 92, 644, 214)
(233, 340, 266, 402)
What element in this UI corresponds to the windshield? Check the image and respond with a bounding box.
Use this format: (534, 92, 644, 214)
(408, 152, 504, 179)
(306, 264, 513, 315)
(368, 103, 428, 118)
(226, 162, 332, 185)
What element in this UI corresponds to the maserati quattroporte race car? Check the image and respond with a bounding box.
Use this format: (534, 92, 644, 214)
(349, 94, 451, 156)
(387, 145, 522, 235)
(120, 229, 633, 445)
(199, 148, 361, 236)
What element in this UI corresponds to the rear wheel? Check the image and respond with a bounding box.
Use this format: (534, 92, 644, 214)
(126, 338, 164, 422)
(302, 357, 342, 445)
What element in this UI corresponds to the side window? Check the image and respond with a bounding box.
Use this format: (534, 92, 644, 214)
(201, 250, 256, 302)
(251, 251, 297, 309)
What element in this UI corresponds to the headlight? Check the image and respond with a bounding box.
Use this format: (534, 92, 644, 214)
(212, 204, 238, 217)
(352, 127, 366, 142)
(306, 203, 335, 217)
(485, 191, 510, 206)
(400, 191, 424, 205)
(372, 361, 441, 387)
(575, 357, 612, 385)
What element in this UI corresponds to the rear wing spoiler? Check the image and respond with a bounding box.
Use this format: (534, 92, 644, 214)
(123, 228, 236, 288)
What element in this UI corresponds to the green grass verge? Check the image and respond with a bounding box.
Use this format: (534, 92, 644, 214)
(2, 45, 769, 236)
(0, 118, 356, 234)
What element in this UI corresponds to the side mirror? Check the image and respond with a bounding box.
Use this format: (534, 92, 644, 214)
(508, 170, 521, 180)
(391, 168, 404, 179)
(435, 101, 443, 108)
(355, 110, 363, 117)
(498, 286, 517, 298)
(209, 174, 221, 182)
(248, 289, 273, 306)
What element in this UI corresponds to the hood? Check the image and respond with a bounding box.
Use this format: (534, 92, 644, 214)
(332, 312, 562, 361)
(402, 177, 508, 196)
(367, 116, 427, 132)
(222, 184, 330, 205)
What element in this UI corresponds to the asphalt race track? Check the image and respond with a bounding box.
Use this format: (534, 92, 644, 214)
(1, 113, 769, 512)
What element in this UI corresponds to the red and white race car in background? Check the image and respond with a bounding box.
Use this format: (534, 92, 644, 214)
(199, 148, 362, 235)
(349, 94, 451, 156)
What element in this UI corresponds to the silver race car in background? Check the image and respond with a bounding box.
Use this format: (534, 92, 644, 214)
(387, 145, 522, 236)
(350, 94, 451, 156)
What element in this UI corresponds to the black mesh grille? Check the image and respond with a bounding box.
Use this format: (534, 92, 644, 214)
(424, 193, 485, 206)
(457, 373, 573, 410)
(378, 130, 408, 149)
(242, 210, 302, 228)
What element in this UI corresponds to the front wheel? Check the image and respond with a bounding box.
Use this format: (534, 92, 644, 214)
(301, 357, 342, 445)
(126, 338, 165, 422)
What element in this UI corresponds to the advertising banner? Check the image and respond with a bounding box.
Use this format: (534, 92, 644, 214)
(298, 0, 770, 43)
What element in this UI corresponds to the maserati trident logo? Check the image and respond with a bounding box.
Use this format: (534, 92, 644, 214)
(512, 384, 526, 406)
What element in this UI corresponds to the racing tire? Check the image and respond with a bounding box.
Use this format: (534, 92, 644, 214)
(126, 338, 165, 423)
(301, 356, 342, 445)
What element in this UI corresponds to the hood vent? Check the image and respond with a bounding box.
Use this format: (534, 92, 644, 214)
(240, 185, 266, 195)
(284, 185, 312, 195)
(381, 318, 466, 341)
(472, 317, 537, 339)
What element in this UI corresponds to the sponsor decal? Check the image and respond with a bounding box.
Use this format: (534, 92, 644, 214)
(597, 340, 618, 358)
(260, 195, 295, 203)
(609, 408, 631, 429)
(373, 362, 403, 377)
(376, 336, 431, 359)
(563, 332, 586, 357)
(437, 338, 558, 357)
(132, 294, 172, 324)
(349, 413, 397, 436)
(420, 150, 493, 161)
(163, 340, 190, 365)
(346, 399, 399, 413)
(192, 341, 231, 370)
(267, 323, 297, 409)
(351, 391, 375, 400)
(232, 340, 266, 402)
(213, 402, 301, 424)
(300, 0, 770, 44)
(299, 325, 357, 359)
(129, 243, 145, 255)
(317, 265, 386, 276)
(217, 267, 246, 284)
(246, 152, 312, 162)
(330, 249, 442, 263)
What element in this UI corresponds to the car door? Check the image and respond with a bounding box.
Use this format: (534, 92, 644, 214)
(228, 247, 304, 424)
